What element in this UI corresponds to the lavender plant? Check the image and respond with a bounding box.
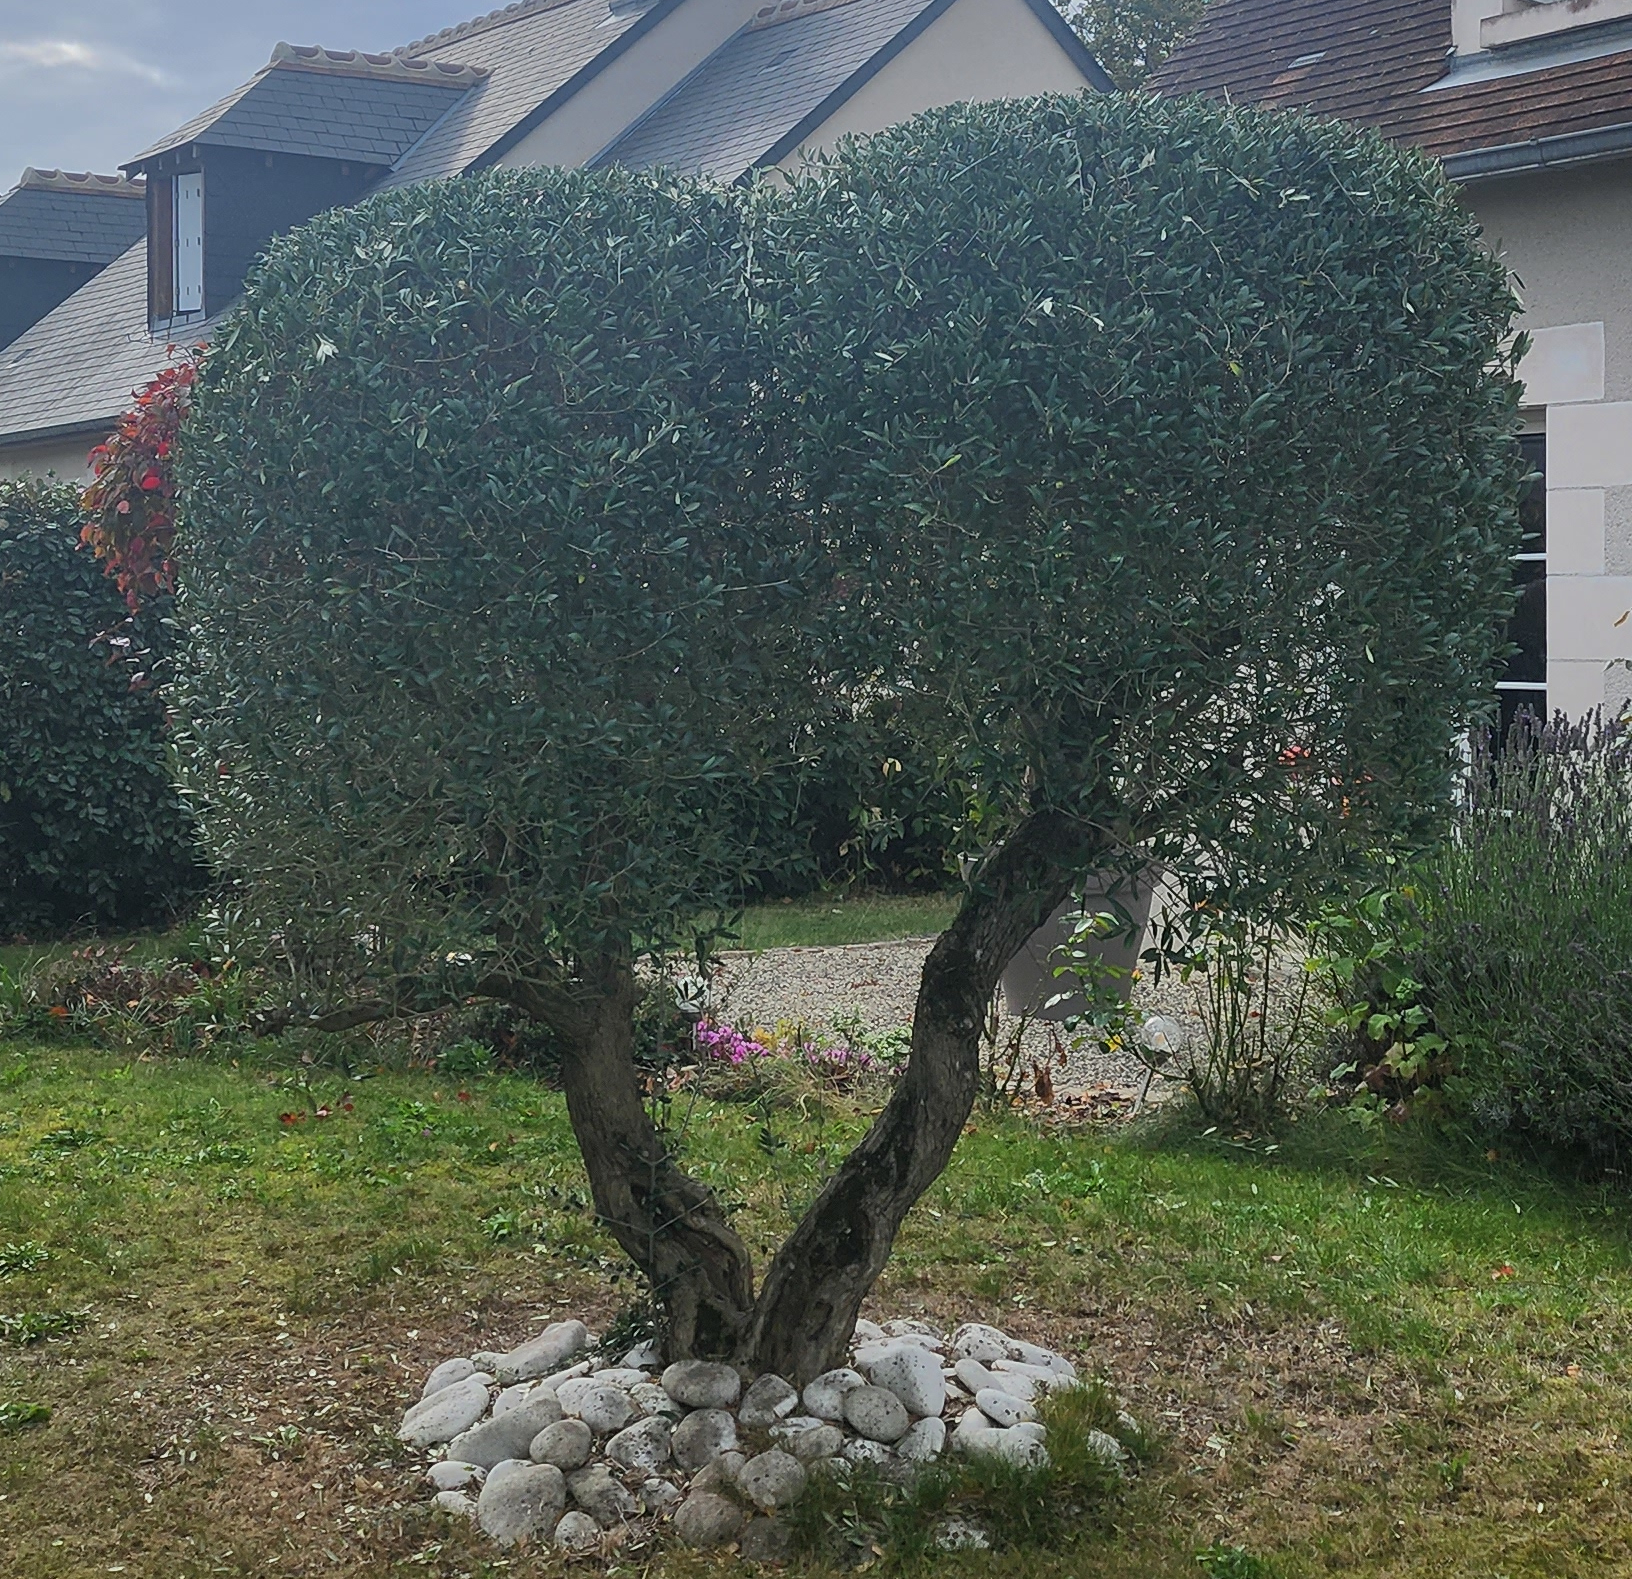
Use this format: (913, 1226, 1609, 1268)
(1425, 711, 1632, 1159)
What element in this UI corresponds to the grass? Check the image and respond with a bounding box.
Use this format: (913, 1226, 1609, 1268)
(2, 1030, 1632, 1577)
(727, 890, 959, 950)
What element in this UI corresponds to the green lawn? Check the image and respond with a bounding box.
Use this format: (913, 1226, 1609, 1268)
(725, 891, 960, 951)
(1, 1032, 1630, 1578)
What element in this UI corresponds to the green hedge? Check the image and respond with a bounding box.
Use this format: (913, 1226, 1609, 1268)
(0, 478, 199, 932)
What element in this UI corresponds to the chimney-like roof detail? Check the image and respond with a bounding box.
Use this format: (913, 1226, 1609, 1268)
(17, 169, 145, 200)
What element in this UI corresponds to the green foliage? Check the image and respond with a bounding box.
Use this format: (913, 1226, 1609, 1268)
(759, 94, 1526, 922)
(177, 96, 1523, 1022)
(788, 1381, 1128, 1565)
(0, 478, 199, 933)
(0, 1401, 50, 1432)
(0, 1309, 87, 1346)
(1196, 1545, 1276, 1579)
(176, 166, 827, 999)
(1056, 0, 1207, 86)
(1320, 714, 1632, 1162)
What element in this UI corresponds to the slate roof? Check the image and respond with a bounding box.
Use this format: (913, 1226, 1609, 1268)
(0, 171, 146, 265)
(0, 242, 172, 444)
(129, 47, 483, 171)
(1148, 0, 1632, 164)
(597, 0, 942, 179)
(381, 0, 656, 188)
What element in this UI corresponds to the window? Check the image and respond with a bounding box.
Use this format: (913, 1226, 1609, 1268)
(147, 170, 204, 325)
(1496, 431, 1546, 738)
(175, 172, 203, 314)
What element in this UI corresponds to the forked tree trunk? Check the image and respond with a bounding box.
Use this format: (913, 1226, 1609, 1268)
(549, 955, 757, 1359)
(741, 807, 1103, 1382)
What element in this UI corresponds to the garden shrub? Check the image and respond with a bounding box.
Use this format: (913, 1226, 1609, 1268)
(1324, 714, 1632, 1162)
(0, 478, 199, 932)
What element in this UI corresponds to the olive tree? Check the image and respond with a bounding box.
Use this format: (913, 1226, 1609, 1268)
(176, 97, 1524, 1381)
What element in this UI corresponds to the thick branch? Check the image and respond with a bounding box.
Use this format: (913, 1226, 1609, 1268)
(743, 805, 1107, 1381)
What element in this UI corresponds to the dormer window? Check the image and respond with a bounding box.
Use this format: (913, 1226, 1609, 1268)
(147, 171, 205, 326)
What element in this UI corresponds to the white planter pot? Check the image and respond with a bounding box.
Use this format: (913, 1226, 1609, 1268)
(1000, 868, 1156, 1023)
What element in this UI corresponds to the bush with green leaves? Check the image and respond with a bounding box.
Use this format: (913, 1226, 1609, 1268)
(0, 478, 199, 932)
(175, 94, 1524, 1378)
(1320, 713, 1632, 1163)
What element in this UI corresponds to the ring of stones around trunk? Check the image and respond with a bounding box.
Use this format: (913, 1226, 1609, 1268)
(554, 1509, 603, 1551)
(399, 1373, 493, 1447)
(447, 1393, 565, 1469)
(738, 1449, 807, 1511)
(801, 1367, 866, 1421)
(673, 1490, 747, 1549)
(738, 1371, 799, 1429)
(476, 1459, 567, 1547)
(950, 1322, 1014, 1365)
(689, 1450, 746, 1495)
(556, 1377, 637, 1435)
(842, 1385, 911, 1443)
(661, 1359, 742, 1410)
(671, 1407, 739, 1472)
(488, 1320, 591, 1386)
(529, 1418, 594, 1471)
(629, 1380, 683, 1419)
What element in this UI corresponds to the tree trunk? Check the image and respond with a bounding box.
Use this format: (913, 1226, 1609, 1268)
(548, 954, 758, 1360)
(742, 807, 1103, 1382)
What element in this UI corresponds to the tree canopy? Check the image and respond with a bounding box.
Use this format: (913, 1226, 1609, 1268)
(175, 93, 1524, 1377)
(1055, 0, 1207, 87)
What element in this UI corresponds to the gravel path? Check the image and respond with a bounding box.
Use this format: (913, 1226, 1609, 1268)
(714, 933, 1320, 1105)
(713, 938, 1210, 1096)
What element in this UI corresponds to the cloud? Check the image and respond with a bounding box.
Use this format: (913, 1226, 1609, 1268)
(0, 39, 170, 86)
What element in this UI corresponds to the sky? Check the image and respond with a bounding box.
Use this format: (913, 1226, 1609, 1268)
(0, 1, 475, 181)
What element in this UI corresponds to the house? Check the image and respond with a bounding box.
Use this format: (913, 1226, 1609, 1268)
(0, 170, 147, 356)
(0, 0, 1110, 485)
(1151, 0, 1632, 723)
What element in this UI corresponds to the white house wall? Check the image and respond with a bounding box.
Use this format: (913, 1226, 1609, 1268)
(497, 0, 764, 172)
(1468, 160, 1632, 719)
(778, 0, 1095, 168)
(0, 434, 94, 483)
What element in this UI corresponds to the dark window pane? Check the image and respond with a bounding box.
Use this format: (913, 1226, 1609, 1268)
(1518, 432, 1546, 555)
(1506, 559, 1546, 684)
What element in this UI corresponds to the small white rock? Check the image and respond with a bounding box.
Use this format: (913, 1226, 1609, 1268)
(842, 1437, 893, 1465)
(434, 1489, 476, 1518)
(589, 1366, 648, 1389)
(954, 1357, 997, 1396)
(843, 1386, 910, 1443)
(426, 1460, 483, 1492)
(881, 1318, 941, 1340)
(447, 1394, 566, 1470)
(476, 1459, 567, 1547)
(950, 1323, 1014, 1365)
(661, 1359, 742, 1410)
(640, 1476, 682, 1511)
(773, 1420, 845, 1463)
(802, 1367, 866, 1421)
(738, 1449, 807, 1511)
(529, 1418, 594, 1470)
(935, 1515, 991, 1551)
(629, 1381, 683, 1418)
(421, 1358, 476, 1400)
(492, 1320, 591, 1386)
(399, 1374, 490, 1448)
(739, 1372, 800, 1429)
(976, 1388, 1036, 1428)
(604, 1414, 673, 1474)
(862, 1344, 946, 1419)
(671, 1407, 738, 1472)
(1011, 1340, 1075, 1379)
(555, 1378, 636, 1435)
(567, 1462, 639, 1526)
(896, 1416, 947, 1462)
(853, 1318, 886, 1342)
(622, 1340, 664, 1370)
(553, 1509, 602, 1551)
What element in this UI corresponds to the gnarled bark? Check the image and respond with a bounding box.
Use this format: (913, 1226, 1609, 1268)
(522, 955, 758, 1360)
(741, 807, 1104, 1381)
